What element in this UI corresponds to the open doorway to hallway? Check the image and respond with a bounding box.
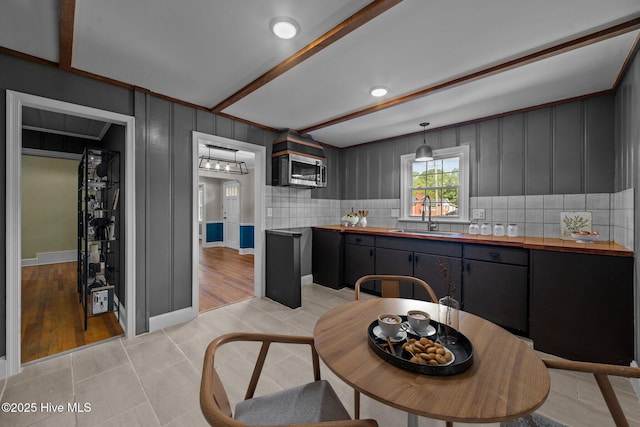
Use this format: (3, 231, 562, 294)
(197, 145, 256, 312)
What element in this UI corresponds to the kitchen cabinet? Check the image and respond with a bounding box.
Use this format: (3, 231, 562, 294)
(344, 234, 375, 293)
(530, 250, 633, 365)
(266, 230, 302, 308)
(311, 228, 343, 289)
(463, 244, 529, 333)
(375, 236, 462, 301)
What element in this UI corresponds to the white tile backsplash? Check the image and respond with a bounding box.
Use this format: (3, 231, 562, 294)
(265, 186, 633, 249)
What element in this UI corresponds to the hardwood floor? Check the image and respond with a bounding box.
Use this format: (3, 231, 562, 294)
(21, 261, 123, 363)
(199, 245, 254, 312)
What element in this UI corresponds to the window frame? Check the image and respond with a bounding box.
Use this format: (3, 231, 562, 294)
(400, 145, 470, 222)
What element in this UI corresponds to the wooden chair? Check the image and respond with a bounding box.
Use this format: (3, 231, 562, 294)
(353, 275, 438, 419)
(354, 274, 438, 302)
(538, 358, 640, 427)
(200, 332, 379, 427)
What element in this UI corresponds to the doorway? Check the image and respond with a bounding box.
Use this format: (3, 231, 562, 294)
(5, 90, 136, 378)
(191, 132, 265, 315)
(223, 181, 240, 250)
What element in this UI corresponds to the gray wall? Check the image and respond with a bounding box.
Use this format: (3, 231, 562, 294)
(614, 46, 639, 360)
(340, 94, 615, 200)
(0, 53, 278, 353)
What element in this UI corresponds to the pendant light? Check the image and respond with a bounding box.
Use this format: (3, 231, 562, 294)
(415, 122, 433, 161)
(205, 146, 211, 169)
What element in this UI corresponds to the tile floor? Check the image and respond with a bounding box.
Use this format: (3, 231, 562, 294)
(1, 284, 639, 427)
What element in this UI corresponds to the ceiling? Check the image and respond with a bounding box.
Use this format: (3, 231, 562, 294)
(1, 0, 639, 148)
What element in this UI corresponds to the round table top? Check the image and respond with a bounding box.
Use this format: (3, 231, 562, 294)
(313, 298, 550, 424)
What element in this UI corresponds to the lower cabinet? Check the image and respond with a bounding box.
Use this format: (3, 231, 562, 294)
(414, 253, 462, 303)
(311, 229, 343, 289)
(344, 234, 375, 293)
(374, 247, 414, 298)
(530, 250, 633, 365)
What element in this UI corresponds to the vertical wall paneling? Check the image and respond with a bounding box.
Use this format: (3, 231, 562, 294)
(380, 142, 395, 199)
(345, 148, 358, 200)
(147, 96, 172, 316)
(458, 124, 477, 197)
(171, 104, 194, 310)
(134, 91, 149, 333)
(216, 115, 233, 139)
(477, 120, 500, 196)
(356, 145, 369, 200)
(501, 114, 525, 196)
(525, 108, 553, 195)
(585, 95, 615, 193)
(195, 109, 214, 135)
(554, 102, 583, 194)
(441, 127, 457, 148)
(368, 143, 382, 199)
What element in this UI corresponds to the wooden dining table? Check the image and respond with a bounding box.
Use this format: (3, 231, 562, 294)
(313, 298, 550, 427)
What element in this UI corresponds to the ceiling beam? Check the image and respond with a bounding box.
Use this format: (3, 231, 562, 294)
(299, 17, 640, 134)
(59, 0, 76, 70)
(211, 0, 403, 113)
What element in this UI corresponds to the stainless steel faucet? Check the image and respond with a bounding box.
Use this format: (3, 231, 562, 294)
(421, 194, 435, 230)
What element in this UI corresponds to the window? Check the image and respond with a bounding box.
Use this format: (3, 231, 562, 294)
(400, 145, 469, 222)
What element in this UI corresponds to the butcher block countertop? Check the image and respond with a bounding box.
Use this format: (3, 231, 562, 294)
(313, 225, 633, 257)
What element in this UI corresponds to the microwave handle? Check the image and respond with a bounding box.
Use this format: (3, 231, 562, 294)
(316, 162, 320, 186)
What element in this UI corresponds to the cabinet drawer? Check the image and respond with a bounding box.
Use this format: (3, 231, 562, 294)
(463, 244, 528, 266)
(376, 236, 462, 257)
(345, 234, 375, 246)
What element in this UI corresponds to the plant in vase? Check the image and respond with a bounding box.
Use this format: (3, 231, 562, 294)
(437, 258, 459, 344)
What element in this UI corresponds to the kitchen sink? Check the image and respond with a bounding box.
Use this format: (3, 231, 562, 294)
(389, 229, 462, 237)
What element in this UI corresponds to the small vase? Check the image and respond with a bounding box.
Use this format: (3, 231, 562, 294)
(358, 217, 367, 227)
(438, 296, 459, 344)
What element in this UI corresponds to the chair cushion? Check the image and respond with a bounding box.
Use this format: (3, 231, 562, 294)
(501, 413, 569, 427)
(234, 380, 351, 425)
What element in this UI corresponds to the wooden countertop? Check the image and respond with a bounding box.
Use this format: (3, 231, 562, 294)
(313, 225, 633, 257)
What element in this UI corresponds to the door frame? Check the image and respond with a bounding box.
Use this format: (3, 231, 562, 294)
(198, 183, 206, 240)
(223, 180, 240, 250)
(5, 90, 136, 378)
(191, 131, 265, 314)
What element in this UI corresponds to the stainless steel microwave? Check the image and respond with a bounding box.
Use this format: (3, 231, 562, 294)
(272, 153, 327, 188)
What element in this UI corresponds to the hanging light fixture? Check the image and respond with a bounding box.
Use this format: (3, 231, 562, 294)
(415, 122, 433, 161)
(205, 146, 212, 168)
(215, 161, 220, 170)
(199, 144, 249, 174)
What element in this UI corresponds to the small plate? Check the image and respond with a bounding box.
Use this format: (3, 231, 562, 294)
(373, 325, 407, 342)
(403, 345, 456, 366)
(404, 322, 436, 337)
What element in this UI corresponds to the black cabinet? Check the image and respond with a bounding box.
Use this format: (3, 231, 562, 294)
(463, 244, 529, 333)
(530, 250, 633, 365)
(344, 234, 375, 293)
(266, 230, 301, 308)
(375, 236, 462, 301)
(311, 228, 343, 289)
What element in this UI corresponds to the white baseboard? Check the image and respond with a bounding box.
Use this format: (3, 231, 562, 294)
(239, 248, 254, 255)
(301, 274, 313, 286)
(203, 241, 224, 248)
(21, 250, 76, 267)
(630, 361, 640, 400)
(149, 307, 196, 332)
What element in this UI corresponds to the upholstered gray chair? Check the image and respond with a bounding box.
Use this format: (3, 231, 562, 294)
(200, 332, 378, 427)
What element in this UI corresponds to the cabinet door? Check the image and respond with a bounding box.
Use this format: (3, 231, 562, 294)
(344, 244, 375, 293)
(413, 253, 462, 302)
(374, 247, 414, 298)
(463, 260, 528, 332)
(311, 229, 343, 289)
(530, 250, 633, 364)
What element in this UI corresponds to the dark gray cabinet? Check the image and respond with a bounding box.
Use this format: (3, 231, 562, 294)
(463, 244, 529, 333)
(375, 236, 462, 301)
(311, 228, 343, 289)
(344, 234, 375, 293)
(530, 250, 633, 365)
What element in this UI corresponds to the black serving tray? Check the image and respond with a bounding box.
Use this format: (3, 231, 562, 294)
(367, 316, 473, 376)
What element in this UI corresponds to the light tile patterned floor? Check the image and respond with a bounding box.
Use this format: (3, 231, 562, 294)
(0, 284, 638, 426)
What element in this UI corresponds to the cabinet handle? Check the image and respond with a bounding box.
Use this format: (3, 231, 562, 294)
(466, 262, 471, 274)
(408, 254, 412, 262)
(414, 255, 419, 263)
(489, 252, 501, 261)
(355, 238, 362, 242)
(369, 249, 373, 257)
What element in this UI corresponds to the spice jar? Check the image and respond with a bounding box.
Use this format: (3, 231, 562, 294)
(480, 223, 492, 235)
(507, 224, 519, 237)
(468, 222, 479, 235)
(493, 223, 505, 236)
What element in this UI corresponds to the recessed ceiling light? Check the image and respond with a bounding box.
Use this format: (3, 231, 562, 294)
(370, 86, 390, 97)
(270, 17, 299, 39)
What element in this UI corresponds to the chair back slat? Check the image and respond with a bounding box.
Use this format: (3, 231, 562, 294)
(355, 275, 438, 302)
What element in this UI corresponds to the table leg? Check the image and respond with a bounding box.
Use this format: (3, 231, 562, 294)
(407, 413, 418, 427)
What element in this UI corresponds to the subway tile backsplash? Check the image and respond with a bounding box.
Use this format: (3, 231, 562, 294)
(264, 186, 634, 250)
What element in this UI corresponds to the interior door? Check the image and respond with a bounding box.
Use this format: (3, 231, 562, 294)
(223, 181, 240, 249)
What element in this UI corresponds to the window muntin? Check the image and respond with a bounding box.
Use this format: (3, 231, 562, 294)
(400, 145, 469, 222)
